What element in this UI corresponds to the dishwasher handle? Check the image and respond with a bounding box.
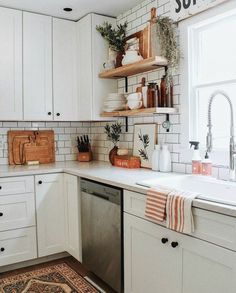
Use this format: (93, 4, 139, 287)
(90, 191, 110, 201)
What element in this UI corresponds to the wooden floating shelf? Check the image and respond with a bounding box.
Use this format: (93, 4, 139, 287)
(101, 107, 178, 117)
(99, 56, 168, 79)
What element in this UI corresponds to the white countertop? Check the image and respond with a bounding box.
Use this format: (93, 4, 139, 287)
(1, 161, 236, 217)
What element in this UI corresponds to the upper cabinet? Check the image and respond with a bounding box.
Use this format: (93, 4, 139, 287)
(53, 19, 79, 121)
(23, 12, 53, 121)
(0, 8, 117, 122)
(77, 14, 117, 121)
(0, 8, 23, 120)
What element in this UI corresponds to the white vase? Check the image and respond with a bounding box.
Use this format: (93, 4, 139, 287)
(159, 144, 171, 172)
(152, 145, 160, 171)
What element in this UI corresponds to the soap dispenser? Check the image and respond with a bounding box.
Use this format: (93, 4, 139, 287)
(189, 141, 202, 174)
(202, 151, 212, 176)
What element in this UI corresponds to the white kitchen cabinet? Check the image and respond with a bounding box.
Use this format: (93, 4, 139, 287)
(23, 12, 53, 121)
(0, 7, 22, 120)
(0, 193, 35, 231)
(180, 233, 236, 293)
(77, 14, 117, 121)
(53, 19, 79, 121)
(35, 173, 65, 257)
(125, 212, 236, 293)
(124, 213, 181, 293)
(64, 174, 81, 261)
(0, 227, 37, 267)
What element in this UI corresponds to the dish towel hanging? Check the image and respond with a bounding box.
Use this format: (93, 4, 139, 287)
(145, 187, 170, 222)
(145, 187, 199, 234)
(166, 190, 199, 234)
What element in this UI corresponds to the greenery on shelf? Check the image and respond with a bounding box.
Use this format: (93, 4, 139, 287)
(105, 122, 122, 146)
(96, 22, 128, 52)
(155, 16, 180, 81)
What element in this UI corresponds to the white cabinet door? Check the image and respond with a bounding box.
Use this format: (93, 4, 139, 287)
(0, 193, 35, 231)
(0, 227, 37, 267)
(77, 14, 116, 121)
(53, 19, 78, 121)
(64, 174, 81, 261)
(23, 12, 53, 121)
(180, 233, 236, 293)
(35, 173, 65, 257)
(77, 14, 93, 121)
(0, 7, 22, 120)
(124, 213, 181, 293)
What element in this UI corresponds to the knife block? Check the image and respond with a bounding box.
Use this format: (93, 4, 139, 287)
(77, 151, 93, 162)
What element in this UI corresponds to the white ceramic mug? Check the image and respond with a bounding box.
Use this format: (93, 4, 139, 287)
(127, 100, 143, 110)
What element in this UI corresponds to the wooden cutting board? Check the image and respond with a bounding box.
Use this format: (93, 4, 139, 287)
(8, 130, 55, 165)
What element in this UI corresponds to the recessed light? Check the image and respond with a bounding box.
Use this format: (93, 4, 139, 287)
(63, 7, 73, 12)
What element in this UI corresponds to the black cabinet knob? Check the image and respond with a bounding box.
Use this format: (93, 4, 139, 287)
(48, 112, 52, 115)
(0, 247, 5, 252)
(161, 238, 168, 244)
(0, 186, 2, 190)
(56, 113, 60, 116)
(171, 242, 179, 248)
(0, 212, 3, 217)
(38, 180, 42, 185)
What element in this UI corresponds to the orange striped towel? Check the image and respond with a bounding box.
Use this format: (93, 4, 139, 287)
(145, 187, 170, 222)
(166, 190, 199, 234)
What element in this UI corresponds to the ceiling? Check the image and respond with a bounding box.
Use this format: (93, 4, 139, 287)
(0, 0, 142, 20)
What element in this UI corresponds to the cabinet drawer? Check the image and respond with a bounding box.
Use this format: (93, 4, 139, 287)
(0, 227, 37, 267)
(124, 190, 236, 251)
(0, 193, 35, 231)
(0, 176, 34, 195)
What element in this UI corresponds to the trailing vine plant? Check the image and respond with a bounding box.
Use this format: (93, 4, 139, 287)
(154, 16, 180, 82)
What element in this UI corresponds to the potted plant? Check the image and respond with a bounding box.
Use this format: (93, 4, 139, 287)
(96, 22, 127, 67)
(105, 122, 122, 165)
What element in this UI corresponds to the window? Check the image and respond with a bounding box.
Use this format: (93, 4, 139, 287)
(180, 1, 236, 166)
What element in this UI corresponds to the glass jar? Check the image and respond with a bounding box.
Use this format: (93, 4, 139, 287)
(147, 83, 158, 108)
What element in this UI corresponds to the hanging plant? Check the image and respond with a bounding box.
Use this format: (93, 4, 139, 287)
(154, 16, 180, 81)
(96, 22, 128, 52)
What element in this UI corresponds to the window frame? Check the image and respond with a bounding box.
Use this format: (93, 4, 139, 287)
(179, 0, 236, 167)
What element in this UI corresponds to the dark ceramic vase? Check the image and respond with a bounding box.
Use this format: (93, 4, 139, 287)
(109, 146, 118, 165)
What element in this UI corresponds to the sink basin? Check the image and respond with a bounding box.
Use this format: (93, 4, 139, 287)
(137, 175, 236, 207)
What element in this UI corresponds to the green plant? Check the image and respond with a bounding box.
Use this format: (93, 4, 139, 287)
(96, 22, 128, 52)
(105, 122, 122, 146)
(155, 17, 180, 81)
(138, 130, 150, 161)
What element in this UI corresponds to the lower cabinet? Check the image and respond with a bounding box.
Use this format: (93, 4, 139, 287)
(35, 173, 66, 257)
(0, 227, 37, 267)
(64, 174, 81, 261)
(124, 213, 236, 293)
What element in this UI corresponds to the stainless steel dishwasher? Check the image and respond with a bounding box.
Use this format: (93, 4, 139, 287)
(80, 179, 123, 293)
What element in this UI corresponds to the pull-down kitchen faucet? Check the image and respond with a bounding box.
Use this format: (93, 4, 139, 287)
(206, 90, 236, 180)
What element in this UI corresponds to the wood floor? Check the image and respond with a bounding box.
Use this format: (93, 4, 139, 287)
(0, 256, 117, 293)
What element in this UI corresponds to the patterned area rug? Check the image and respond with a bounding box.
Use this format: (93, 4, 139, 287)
(0, 263, 99, 293)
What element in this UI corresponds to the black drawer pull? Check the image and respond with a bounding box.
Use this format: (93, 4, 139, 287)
(0, 186, 2, 190)
(0, 247, 5, 252)
(171, 242, 179, 248)
(56, 113, 60, 116)
(48, 112, 52, 115)
(38, 180, 42, 185)
(0, 212, 3, 217)
(161, 238, 168, 244)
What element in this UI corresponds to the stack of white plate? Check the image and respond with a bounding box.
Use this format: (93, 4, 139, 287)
(103, 93, 126, 112)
